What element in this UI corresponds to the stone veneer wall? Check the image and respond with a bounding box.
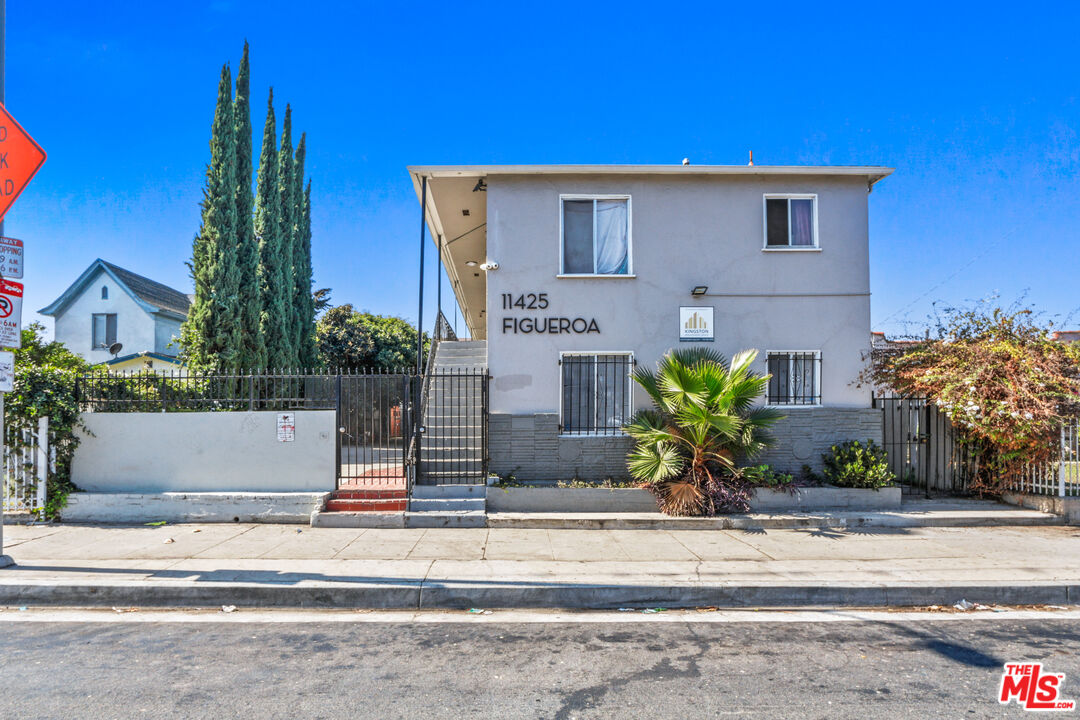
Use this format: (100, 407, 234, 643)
(755, 408, 883, 474)
(489, 413, 634, 482)
(489, 408, 882, 481)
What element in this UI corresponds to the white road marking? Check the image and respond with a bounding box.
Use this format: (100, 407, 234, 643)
(0, 607, 1078, 624)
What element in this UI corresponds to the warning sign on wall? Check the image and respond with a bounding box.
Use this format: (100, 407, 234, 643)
(277, 413, 295, 442)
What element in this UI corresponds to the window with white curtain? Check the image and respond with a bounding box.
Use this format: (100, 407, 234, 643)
(560, 196, 631, 275)
(92, 313, 118, 349)
(764, 194, 817, 248)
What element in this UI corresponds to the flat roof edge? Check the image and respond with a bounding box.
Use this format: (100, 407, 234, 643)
(408, 164, 894, 183)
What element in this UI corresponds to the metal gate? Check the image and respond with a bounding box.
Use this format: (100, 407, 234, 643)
(874, 396, 976, 496)
(417, 369, 488, 485)
(335, 369, 488, 489)
(336, 371, 413, 491)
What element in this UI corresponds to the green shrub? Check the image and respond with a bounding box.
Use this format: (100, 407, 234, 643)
(821, 440, 895, 489)
(738, 464, 794, 488)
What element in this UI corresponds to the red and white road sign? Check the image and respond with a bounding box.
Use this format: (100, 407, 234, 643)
(0, 278, 23, 348)
(0, 236, 23, 279)
(0, 104, 46, 221)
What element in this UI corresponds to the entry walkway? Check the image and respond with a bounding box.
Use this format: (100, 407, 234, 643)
(1, 523, 1078, 609)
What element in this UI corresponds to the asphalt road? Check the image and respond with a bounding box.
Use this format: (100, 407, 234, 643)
(0, 613, 1077, 719)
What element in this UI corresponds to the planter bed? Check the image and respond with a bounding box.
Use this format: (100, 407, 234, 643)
(485, 485, 901, 514)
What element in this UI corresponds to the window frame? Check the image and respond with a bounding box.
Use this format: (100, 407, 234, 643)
(761, 194, 820, 251)
(101, 285, 109, 299)
(91, 313, 117, 350)
(557, 194, 635, 277)
(558, 350, 635, 436)
(764, 350, 822, 407)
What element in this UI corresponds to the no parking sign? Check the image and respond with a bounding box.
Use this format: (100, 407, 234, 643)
(0, 278, 22, 348)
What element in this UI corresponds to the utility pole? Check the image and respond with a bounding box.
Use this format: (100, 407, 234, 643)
(0, 0, 12, 569)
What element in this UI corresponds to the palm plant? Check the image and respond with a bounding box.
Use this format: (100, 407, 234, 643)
(624, 348, 783, 515)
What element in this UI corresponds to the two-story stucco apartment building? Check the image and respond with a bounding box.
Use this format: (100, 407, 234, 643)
(410, 164, 892, 481)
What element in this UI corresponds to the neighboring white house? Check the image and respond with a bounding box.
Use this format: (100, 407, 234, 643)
(39, 259, 190, 371)
(409, 163, 893, 478)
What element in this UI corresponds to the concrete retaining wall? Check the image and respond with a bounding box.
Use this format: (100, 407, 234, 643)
(72, 411, 336, 493)
(486, 485, 900, 513)
(61, 492, 330, 524)
(489, 408, 883, 481)
(1002, 492, 1080, 525)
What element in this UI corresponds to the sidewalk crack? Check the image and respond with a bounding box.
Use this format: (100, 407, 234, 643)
(723, 530, 776, 560)
(417, 558, 436, 609)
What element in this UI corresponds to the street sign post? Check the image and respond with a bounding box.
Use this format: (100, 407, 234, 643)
(0, 235, 21, 278)
(0, 104, 45, 222)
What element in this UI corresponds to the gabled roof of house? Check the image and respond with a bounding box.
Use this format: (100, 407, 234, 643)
(38, 258, 191, 319)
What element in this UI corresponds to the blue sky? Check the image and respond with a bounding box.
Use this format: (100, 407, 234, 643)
(9, 1, 1080, 338)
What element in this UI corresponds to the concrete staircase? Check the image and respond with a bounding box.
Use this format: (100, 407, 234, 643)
(405, 485, 487, 528)
(409, 340, 488, 526)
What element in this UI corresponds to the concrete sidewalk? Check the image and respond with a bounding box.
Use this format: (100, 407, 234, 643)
(1, 522, 1079, 609)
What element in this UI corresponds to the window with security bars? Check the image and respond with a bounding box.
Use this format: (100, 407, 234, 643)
(560, 353, 633, 434)
(767, 352, 821, 405)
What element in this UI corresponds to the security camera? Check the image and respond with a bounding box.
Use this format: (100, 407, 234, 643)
(480, 261, 499, 271)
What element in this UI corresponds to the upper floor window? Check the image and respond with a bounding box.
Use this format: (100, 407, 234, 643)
(101, 285, 109, 299)
(764, 194, 817, 249)
(92, 313, 117, 349)
(560, 196, 631, 275)
(766, 351, 821, 406)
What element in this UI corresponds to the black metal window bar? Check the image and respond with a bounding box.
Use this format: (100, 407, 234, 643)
(560, 353, 633, 435)
(766, 352, 821, 406)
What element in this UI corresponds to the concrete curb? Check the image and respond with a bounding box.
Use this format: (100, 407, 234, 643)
(486, 510, 1065, 530)
(0, 579, 1076, 610)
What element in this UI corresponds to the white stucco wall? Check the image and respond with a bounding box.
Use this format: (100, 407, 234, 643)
(52, 268, 158, 362)
(154, 315, 183, 354)
(485, 174, 874, 414)
(72, 411, 336, 493)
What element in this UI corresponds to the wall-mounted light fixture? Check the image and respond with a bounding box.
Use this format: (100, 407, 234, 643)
(691, 285, 708, 296)
(465, 260, 478, 267)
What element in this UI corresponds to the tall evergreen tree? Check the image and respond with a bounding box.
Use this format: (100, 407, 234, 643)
(276, 105, 298, 367)
(296, 177, 316, 366)
(232, 41, 266, 370)
(254, 90, 291, 369)
(291, 134, 315, 367)
(180, 64, 242, 371)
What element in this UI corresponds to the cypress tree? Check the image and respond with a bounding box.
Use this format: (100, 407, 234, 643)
(254, 90, 290, 369)
(232, 41, 266, 370)
(291, 133, 315, 367)
(296, 177, 316, 366)
(276, 105, 298, 367)
(180, 64, 242, 371)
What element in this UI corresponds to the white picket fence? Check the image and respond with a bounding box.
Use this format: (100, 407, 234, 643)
(1010, 418, 1080, 498)
(2, 417, 49, 516)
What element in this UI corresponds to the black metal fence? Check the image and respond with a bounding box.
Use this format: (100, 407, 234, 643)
(874, 396, 977, 496)
(77, 365, 489, 489)
(76, 370, 340, 412)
